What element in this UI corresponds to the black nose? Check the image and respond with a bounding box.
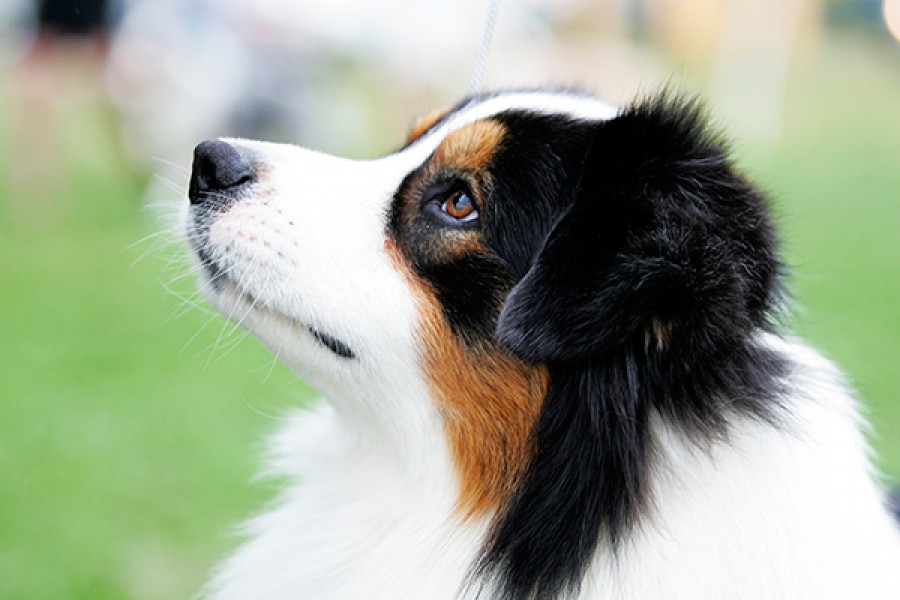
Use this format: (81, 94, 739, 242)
(188, 139, 254, 205)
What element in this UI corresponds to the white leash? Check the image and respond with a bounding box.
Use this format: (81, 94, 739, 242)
(468, 0, 502, 95)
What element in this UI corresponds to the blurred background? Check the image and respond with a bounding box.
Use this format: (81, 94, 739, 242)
(0, 0, 898, 597)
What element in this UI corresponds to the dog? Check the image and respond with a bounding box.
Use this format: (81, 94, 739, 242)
(184, 89, 900, 599)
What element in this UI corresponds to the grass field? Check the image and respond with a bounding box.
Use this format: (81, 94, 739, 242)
(1, 35, 898, 599)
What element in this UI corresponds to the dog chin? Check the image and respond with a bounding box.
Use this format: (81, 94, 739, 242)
(202, 272, 358, 369)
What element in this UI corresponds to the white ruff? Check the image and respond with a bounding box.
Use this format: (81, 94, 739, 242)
(203, 338, 900, 599)
(188, 93, 900, 599)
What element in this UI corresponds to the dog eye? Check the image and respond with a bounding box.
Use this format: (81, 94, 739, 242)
(441, 190, 478, 222)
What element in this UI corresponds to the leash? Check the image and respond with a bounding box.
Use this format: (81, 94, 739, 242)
(468, 0, 502, 95)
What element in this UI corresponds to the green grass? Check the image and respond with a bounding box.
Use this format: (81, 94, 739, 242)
(1, 35, 898, 599)
(0, 77, 310, 599)
(750, 37, 900, 472)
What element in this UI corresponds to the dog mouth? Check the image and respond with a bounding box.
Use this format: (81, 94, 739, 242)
(193, 242, 356, 360)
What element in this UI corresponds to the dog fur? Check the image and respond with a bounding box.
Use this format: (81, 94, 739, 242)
(184, 89, 900, 599)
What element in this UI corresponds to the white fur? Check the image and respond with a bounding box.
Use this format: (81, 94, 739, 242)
(187, 92, 900, 599)
(578, 335, 900, 599)
(202, 339, 900, 599)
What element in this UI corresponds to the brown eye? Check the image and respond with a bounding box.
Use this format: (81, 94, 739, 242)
(441, 190, 478, 222)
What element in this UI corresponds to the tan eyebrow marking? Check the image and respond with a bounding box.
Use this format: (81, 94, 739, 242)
(406, 106, 453, 146)
(431, 119, 507, 173)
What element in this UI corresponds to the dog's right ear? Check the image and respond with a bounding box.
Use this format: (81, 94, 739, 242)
(495, 192, 646, 364)
(496, 95, 779, 365)
(480, 95, 784, 600)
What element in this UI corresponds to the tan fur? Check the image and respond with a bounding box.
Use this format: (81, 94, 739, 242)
(440, 230, 487, 260)
(406, 107, 452, 146)
(386, 240, 548, 518)
(432, 120, 507, 174)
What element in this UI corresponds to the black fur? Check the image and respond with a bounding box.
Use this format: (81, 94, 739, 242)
(482, 111, 598, 281)
(425, 256, 511, 343)
(477, 95, 788, 599)
(392, 92, 788, 599)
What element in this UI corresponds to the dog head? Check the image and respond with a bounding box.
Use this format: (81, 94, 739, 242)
(186, 89, 784, 598)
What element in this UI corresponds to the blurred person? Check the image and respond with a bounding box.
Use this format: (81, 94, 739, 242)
(10, 0, 120, 225)
(38, 0, 110, 38)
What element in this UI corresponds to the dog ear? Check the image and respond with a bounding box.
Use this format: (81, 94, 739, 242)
(496, 95, 780, 364)
(479, 95, 785, 599)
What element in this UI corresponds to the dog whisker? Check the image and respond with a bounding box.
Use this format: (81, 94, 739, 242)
(179, 312, 221, 354)
(152, 156, 191, 176)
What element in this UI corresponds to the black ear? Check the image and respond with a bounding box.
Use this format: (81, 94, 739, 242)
(478, 94, 787, 600)
(496, 95, 780, 364)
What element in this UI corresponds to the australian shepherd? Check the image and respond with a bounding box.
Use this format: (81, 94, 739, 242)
(184, 90, 900, 599)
